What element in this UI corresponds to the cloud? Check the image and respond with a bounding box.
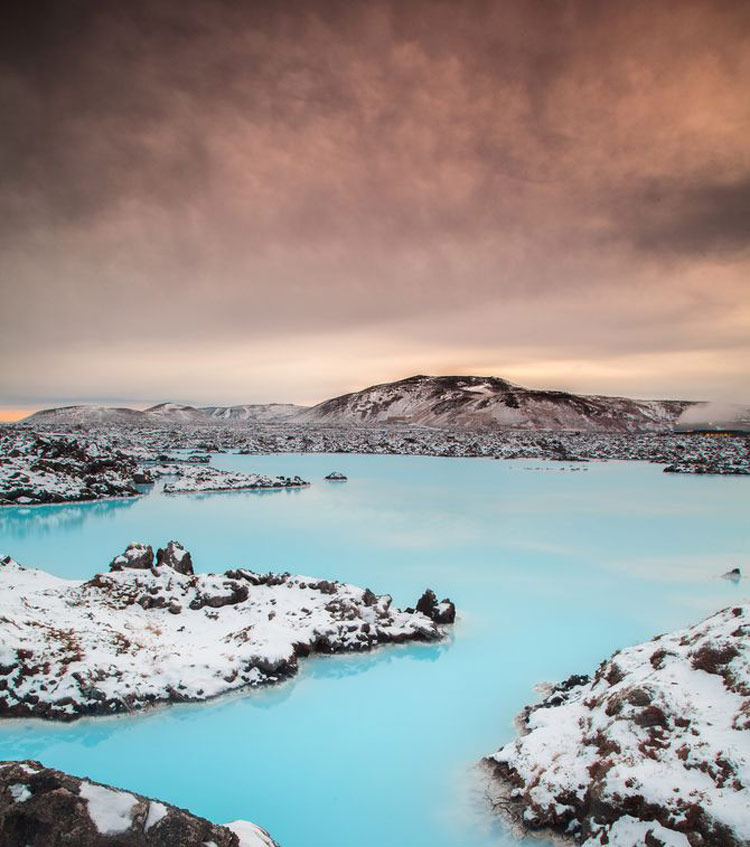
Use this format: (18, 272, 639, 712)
(612, 178, 750, 257)
(1, 0, 749, 405)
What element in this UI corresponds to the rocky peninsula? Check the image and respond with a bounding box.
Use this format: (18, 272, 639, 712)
(0, 543, 455, 720)
(484, 605, 750, 847)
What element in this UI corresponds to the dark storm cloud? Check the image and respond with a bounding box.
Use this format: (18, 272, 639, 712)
(615, 178, 750, 257)
(1, 0, 749, 409)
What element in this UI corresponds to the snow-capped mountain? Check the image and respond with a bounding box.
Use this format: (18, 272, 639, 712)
(21, 405, 150, 425)
(22, 403, 305, 426)
(199, 403, 306, 422)
(143, 402, 206, 422)
(295, 375, 696, 432)
(20, 375, 704, 432)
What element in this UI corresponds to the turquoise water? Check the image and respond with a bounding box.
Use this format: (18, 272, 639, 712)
(0, 455, 748, 847)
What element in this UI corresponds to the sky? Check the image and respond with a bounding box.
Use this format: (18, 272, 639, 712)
(1, 0, 749, 419)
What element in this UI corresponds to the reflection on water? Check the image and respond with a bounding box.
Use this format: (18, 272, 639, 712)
(0, 497, 138, 542)
(0, 454, 747, 847)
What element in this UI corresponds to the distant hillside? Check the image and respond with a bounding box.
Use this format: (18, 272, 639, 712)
(200, 403, 306, 422)
(22, 405, 149, 425)
(295, 375, 696, 432)
(143, 402, 206, 422)
(20, 375, 708, 432)
(22, 402, 304, 426)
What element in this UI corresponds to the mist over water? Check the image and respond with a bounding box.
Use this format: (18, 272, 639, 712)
(0, 454, 747, 847)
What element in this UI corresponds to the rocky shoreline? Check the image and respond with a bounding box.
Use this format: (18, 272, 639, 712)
(0, 760, 278, 846)
(0, 543, 455, 721)
(0, 431, 141, 506)
(484, 605, 750, 847)
(2, 424, 748, 509)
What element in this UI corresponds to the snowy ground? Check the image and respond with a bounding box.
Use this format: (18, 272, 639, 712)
(486, 605, 750, 847)
(0, 546, 453, 720)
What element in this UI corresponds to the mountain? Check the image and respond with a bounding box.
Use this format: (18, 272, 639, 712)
(21, 405, 149, 425)
(200, 403, 306, 422)
(143, 402, 206, 422)
(21, 402, 305, 426)
(19, 375, 706, 432)
(295, 375, 696, 432)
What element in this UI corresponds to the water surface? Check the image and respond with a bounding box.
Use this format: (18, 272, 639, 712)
(1, 455, 747, 847)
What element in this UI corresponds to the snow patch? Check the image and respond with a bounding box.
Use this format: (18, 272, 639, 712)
(79, 781, 137, 835)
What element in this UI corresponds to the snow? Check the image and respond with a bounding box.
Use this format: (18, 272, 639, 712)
(9, 783, 31, 802)
(145, 800, 168, 831)
(78, 780, 138, 834)
(581, 816, 692, 847)
(488, 605, 750, 846)
(225, 819, 278, 846)
(0, 552, 448, 719)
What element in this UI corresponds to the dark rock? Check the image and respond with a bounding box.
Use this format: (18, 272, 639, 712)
(722, 567, 742, 581)
(156, 540, 194, 575)
(194, 581, 249, 610)
(109, 543, 154, 571)
(0, 760, 279, 846)
(415, 588, 456, 624)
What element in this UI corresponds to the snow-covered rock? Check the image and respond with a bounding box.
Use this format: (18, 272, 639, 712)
(0, 548, 453, 720)
(664, 458, 750, 475)
(414, 588, 456, 624)
(156, 540, 194, 574)
(0, 431, 140, 506)
(161, 466, 309, 495)
(485, 605, 750, 847)
(0, 760, 279, 846)
(110, 542, 154, 570)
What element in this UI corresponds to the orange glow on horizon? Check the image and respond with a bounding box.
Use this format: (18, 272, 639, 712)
(0, 408, 34, 423)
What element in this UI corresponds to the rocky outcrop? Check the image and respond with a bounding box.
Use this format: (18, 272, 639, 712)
(0, 760, 278, 846)
(0, 546, 455, 720)
(324, 472, 347, 481)
(110, 543, 154, 571)
(161, 467, 309, 494)
(155, 540, 193, 575)
(664, 458, 750, 475)
(414, 589, 456, 624)
(0, 432, 141, 506)
(484, 605, 750, 847)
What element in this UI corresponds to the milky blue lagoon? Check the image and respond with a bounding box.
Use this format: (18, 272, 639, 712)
(1, 455, 747, 847)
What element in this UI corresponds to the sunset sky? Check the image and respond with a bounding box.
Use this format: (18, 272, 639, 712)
(1, 0, 749, 419)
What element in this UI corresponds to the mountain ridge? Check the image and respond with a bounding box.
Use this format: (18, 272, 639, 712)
(16, 374, 721, 432)
(294, 375, 697, 433)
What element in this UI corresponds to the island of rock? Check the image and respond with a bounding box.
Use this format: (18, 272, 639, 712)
(0, 544, 455, 720)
